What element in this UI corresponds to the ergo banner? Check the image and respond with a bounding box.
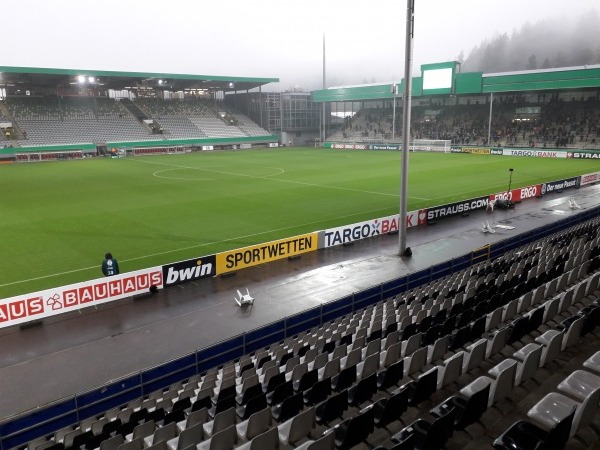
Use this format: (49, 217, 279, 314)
(0, 267, 163, 329)
(580, 172, 600, 186)
(490, 184, 541, 203)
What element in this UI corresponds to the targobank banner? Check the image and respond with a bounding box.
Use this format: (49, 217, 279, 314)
(0, 267, 164, 329)
(503, 149, 566, 158)
(320, 210, 427, 248)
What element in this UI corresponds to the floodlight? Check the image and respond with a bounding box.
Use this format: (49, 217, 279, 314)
(88, 76, 95, 83)
(77, 75, 86, 83)
(228, 82, 234, 88)
(158, 79, 163, 85)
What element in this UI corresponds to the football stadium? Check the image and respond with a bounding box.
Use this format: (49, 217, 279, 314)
(2, 40, 600, 450)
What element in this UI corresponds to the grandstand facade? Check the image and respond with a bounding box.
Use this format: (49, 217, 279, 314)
(0, 67, 280, 158)
(313, 63, 600, 150)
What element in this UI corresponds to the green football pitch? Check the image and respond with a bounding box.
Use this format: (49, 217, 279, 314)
(1, 148, 599, 299)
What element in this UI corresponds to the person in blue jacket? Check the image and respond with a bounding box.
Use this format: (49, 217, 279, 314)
(102, 252, 120, 276)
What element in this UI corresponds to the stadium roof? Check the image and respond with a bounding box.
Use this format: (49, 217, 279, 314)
(0, 66, 279, 92)
(312, 64, 600, 102)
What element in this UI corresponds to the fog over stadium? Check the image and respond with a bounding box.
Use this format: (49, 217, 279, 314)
(3, 0, 599, 91)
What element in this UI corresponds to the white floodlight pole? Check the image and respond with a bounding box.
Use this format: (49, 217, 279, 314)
(487, 92, 494, 146)
(399, 0, 415, 256)
(392, 85, 397, 140)
(322, 33, 326, 143)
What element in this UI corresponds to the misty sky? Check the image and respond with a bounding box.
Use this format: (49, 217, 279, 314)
(2, 0, 598, 91)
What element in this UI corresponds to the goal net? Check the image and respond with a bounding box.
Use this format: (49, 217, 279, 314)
(410, 139, 451, 153)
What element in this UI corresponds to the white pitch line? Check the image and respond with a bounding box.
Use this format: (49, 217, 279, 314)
(0, 206, 396, 289)
(133, 158, 400, 198)
(409, 195, 431, 201)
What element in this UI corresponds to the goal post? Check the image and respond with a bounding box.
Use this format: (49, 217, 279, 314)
(410, 139, 451, 153)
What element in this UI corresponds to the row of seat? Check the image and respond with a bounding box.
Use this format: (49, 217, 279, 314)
(383, 273, 600, 449)
(493, 345, 600, 448)
(25, 220, 600, 450)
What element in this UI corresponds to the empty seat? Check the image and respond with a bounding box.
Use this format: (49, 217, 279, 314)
(512, 343, 542, 386)
(315, 389, 348, 425)
(277, 405, 316, 447)
(432, 377, 491, 430)
(348, 373, 377, 406)
(377, 358, 404, 392)
(272, 392, 303, 423)
(392, 407, 455, 450)
(493, 406, 575, 450)
(289, 431, 335, 450)
(331, 404, 374, 449)
(527, 388, 600, 438)
(235, 426, 278, 450)
(202, 407, 235, 438)
(557, 369, 600, 401)
(166, 423, 203, 450)
(583, 350, 600, 375)
(236, 406, 271, 443)
(373, 385, 408, 429)
(405, 367, 438, 406)
(462, 338, 487, 374)
(196, 423, 237, 450)
(143, 422, 177, 448)
(486, 359, 518, 406)
(437, 352, 464, 390)
(404, 346, 427, 377)
(534, 329, 564, 367)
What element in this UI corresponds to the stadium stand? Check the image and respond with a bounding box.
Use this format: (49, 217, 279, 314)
(133, 98, 266, 140)
(328, 90, 600, 149)
(10, 214, 600, 450)
(1, 96, 270, 147)
(4, 96, 155, 146)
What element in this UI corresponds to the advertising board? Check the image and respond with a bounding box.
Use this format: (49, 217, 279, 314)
(320, 211, 427, 248)
(489, 184, 541, 203)
(503, 149, 566, 158)
(580, 172, 600, 186)
(427, 196, 489, 221)
(369, 144, 400, 151)
(216, 233, 318, 273)
(541, 177, 580, 195)
(567, 151, 600, 159)
(461, 147, 491, 155)
(0, 267, 163, 328)
(331, 144, 367, 150)
(162, 255, 217, 286)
